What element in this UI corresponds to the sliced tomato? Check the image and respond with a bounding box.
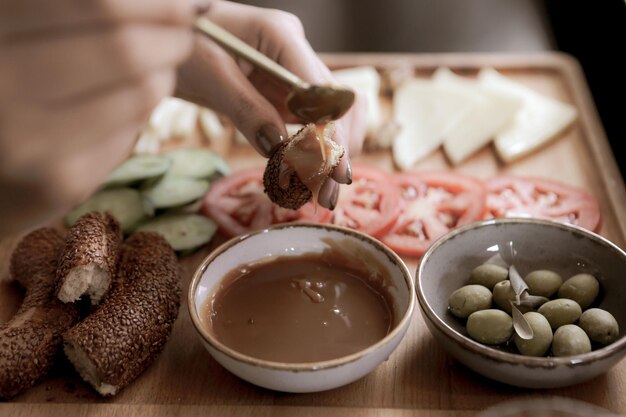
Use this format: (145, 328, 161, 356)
(485, 175, 601, 232)
(325, 165, 402, 237)
(380, 172, 486, 257)
(202, 167, 330, 237)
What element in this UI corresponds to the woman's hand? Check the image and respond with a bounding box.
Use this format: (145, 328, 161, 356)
(0, 0, 195, 233)
(177, 1, 367, 209)
(0, 0, 366, 234)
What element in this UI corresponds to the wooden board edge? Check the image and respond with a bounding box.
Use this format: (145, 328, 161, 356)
(0, 403, 477, 417)
(320, 51, 579, 71)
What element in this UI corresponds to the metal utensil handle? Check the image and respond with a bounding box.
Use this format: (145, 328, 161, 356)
(194, 17, 309, 90)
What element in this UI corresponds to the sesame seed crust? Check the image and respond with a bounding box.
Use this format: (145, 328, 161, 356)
(10, 228, 63, 293)
(264, 142, 313, 210)
(63, 232, 180, 396)
(56, 212, 123, 304)
(1, 228, 81, 399)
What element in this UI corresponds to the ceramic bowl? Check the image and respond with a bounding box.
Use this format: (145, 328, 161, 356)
(417, 218, 626, 389)
(189, 223, 415, 393)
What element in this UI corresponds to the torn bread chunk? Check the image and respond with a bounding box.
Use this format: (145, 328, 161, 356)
(264, 123, 344, 210)
(56, 212, 123, 305)
(63, 232, 180, 397)
(1, 228, 81, 399)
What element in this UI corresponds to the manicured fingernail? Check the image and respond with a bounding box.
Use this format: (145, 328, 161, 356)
(333, 159, 353, 185)
(256, 125, 284, 157)
(345, 159, 353, 185)
(329, 183, 340, 210)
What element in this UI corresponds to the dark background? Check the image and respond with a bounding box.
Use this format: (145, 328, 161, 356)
(238, 0, 625, 179)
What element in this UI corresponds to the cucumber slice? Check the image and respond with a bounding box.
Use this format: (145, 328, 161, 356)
(103, 155, 170, 187)
(165, 148, 230, 179)
(141, 176, 210, 209)
(162, 198, 204, 215)
(64, 188, 147, 232)
(135, 214, 217, 252)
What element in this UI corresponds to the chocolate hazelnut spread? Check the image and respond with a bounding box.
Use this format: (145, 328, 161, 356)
(202, 241, 394, 363)
(285, 83, 354, 168)
(280, 124, 337, 205)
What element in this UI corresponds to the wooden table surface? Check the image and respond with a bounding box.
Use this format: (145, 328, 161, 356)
(1, 53, 625, 417)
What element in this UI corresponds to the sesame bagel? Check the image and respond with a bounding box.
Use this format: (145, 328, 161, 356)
(10, 228, 63, 292)
(63, 232, 180, 396)
(1, 228, 81, 399)
(264, 123, 344, 210)
(56, 212, 123, 305)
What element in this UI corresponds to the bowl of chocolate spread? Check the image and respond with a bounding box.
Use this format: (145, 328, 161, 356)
(188, 223, 415, 393)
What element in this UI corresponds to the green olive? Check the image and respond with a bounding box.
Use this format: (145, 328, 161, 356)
(467, 309, 513, 345)
(558, 273, 600, 309)
(469, 264, 509, 289)
(579, 308, 620, 345)
(448, 285, 492, 319)
(552, 324, 592, 356)
(514, 312, 553, 357)
(537, 298, 582, 329)
(492, 280, 516, 314)
(523, 269, 563, 298)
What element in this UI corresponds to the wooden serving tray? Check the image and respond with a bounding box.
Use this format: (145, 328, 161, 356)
(1, 53, 625, 417)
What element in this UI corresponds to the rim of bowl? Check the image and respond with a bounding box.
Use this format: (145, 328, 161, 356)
(417, 217, 626, 368)
(188, 222, 416, 372)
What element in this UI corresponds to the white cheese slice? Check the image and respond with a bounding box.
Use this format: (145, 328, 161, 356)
(133, 126, 161, 155)
(148, 97, 188, 140)
(434, 68, 521, 165)
(332, 66, 382, 137)
(392, 78, 475, 170)
(170, 101, 199, 139)
(479, 68, 578, 162)
(199, 108, 227, 142)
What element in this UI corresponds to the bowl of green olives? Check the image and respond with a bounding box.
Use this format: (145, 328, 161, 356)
(416, 218, 626, 388)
